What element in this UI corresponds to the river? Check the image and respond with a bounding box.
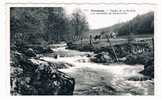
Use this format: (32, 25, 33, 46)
(41, 44, 154, 95)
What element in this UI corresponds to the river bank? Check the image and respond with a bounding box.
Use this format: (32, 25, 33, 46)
(67, 40, 154, 79)
(10, 44, 75, 95)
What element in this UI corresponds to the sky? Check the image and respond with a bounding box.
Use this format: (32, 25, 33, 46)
(64, 4, 156, 29)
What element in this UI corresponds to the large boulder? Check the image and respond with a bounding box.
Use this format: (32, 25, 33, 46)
(140, 59, 154, 79)
(124, 49, 154, 65)
(10, 51, 75, 95)
(28, 46, 53, 54)
(24, 48, 37, 57)
(91, 52, 113, 63)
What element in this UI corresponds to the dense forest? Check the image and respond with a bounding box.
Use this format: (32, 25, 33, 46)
(10, 7, 89, 46)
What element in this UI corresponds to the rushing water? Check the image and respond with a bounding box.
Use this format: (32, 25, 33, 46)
(41, 44, 154, 95)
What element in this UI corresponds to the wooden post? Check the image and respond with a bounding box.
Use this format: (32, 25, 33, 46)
(90, 35, 92, 45)
(105, 34, 119, 63)
(81, 37, 83, 47)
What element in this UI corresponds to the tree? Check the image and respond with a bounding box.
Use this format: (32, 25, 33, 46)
(45, 8, 69, 43)
(10, 8, 41, 45)
(11, 7, 70, 44)
(10, 7, 90, 44)
(70, 9, 89, 40)
(117, 11, 154, 36)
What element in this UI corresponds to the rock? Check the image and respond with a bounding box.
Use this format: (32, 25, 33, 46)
(103, 54, 111, 60)
(124, 54, 137, 64)
(30, 46, 53, 54)
(127, 76, 151, 81)
(124, 50, 154, 65)
(91, 52, 113, 63)
(54, 54, 58, 59)
(140, 59, 154, 79)
(25, 48, 37, 57)
(86, 54, 91, 57)
(118, 57, 127, 62)
(10, 50, 75, 95)
(46, 47, 53, 53)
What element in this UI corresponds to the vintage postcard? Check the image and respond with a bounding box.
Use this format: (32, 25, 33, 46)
(6, 2, 156, 96)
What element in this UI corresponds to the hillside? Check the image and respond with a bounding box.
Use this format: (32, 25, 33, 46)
(83, 11, 154, 37)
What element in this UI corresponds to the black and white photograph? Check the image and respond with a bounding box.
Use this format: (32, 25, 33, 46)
(9, 3, 155, 96)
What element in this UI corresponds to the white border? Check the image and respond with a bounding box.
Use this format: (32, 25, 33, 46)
(0, 0, 161, 99)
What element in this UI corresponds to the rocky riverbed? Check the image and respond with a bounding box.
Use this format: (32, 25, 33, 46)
(10, 43, 154, 95)
(41, 45, 154, 95)
(10, 45, 75, 95)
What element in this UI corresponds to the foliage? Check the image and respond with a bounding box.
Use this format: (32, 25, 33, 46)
(70, 9, 89, 40)
(84, 11, 154, 37)
(117, 12, 154, 36)
(10, 7, 89, 45)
